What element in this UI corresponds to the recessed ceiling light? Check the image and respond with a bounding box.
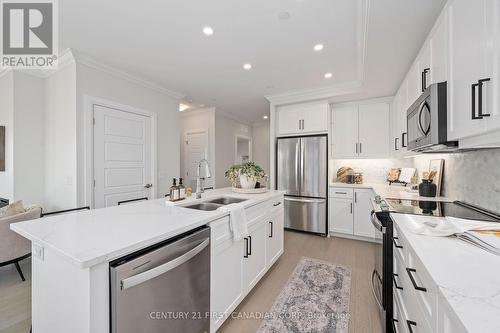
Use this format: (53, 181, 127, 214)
(179, 104, 190, 112)
(202, 26, 214, 36)
(263, 115, 269, 120)
(324, 72, 333, 79)
(243, 63, 252, 70)
(314, 44, 324, 51)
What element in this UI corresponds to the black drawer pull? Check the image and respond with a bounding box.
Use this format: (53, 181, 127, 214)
(392, 236, 403, 249)
(407, 320, 417, 333)
(393, 273, 403, 290)
(392, 319, 399, 333)
(406, 268, 427, 292)
(273, 202, 281, 207)
(269, 221, 273, 238)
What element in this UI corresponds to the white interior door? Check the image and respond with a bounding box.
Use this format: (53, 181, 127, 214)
(184, 130, 209, 190)
(93, 104, 152, 208)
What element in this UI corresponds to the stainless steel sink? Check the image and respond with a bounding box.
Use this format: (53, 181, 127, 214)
(207, 197, 247, 205)
(183, 203, 222, 211)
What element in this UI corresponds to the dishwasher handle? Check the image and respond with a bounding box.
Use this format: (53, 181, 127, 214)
(121, 238, 210, 290)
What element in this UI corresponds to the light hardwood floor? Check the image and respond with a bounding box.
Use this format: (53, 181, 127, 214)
(218, 231, 383, 333)
(0, 232, 382, 333)
(0, 258, 31, 333)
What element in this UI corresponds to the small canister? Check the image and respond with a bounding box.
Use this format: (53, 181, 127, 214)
(418, 180, 437, 197)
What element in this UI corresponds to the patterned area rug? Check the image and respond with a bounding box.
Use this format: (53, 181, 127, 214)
(258, 257, 351, 333)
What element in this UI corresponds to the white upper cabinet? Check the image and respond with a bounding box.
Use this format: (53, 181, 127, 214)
(331, 101, 390, 159)
(277, 101, 328, 135)
(406, 62, 421, 108)
(429, 10, 448, 85)
(331, 106, 359, 158)
(358, 103, 390, 158)
(448, 0, 500, 142)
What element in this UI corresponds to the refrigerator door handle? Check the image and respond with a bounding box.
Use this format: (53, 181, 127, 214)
(300, 139, 305, 193)
(295, 141, 300, 193)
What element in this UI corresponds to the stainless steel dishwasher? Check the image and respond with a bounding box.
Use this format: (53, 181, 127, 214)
(110, 227, 210, 333)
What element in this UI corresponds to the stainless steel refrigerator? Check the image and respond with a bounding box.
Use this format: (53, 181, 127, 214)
(276, 135, 327, 235)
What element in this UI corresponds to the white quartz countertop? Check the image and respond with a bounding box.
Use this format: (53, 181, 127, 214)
(330, 182, 452, 202)
(11, 188, 284, 268)
(392, 213, 500, 332)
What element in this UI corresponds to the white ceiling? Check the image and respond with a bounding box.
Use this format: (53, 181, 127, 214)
(60, 0, 446, 123)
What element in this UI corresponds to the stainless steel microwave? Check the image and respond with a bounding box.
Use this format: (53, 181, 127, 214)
(407, 82, 458, 152)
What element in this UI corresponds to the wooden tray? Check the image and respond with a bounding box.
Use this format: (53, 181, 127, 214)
(232, 186, 268, 194)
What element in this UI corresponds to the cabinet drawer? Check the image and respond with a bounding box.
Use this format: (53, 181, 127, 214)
(329, 187, 353, 199)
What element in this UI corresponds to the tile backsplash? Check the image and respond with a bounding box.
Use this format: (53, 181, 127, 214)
(414, 150, 500, 213)
(330, 158, 414, 184)
(331, 149, 500, 213)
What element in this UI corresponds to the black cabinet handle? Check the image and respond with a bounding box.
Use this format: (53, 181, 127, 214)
(392, 236, 403, 249)
(402, 132, 407, 148)
(354, 192, 357, 203)
(248, 235, 252, 256)
(350, 203, 353, 214)
(478, 78, 491, 118)
(407, 320, 417, 333)
(394, 137, 400, 151)
(393, 273, 403, 290)
(422, 68, 430, 92)
(472, 83, 481, 120)
(244, 238, 249, 258)
(392, 319, 399, 333)
(406, 268, 427, 292)
(273, 202, 281, 207)
(269, 221, 273, 238)
(359, 142, 362, 154)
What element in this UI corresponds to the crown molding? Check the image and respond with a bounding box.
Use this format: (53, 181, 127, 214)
(265, 80, 364, 106)
(70, 49, 185, 100)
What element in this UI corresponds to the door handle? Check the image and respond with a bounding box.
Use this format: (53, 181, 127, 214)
(359, 142, 362, 154)
(393, 273, 403, 290)
(244, 237, 249, 258)
(370, 269, 383, 311)
(248, 235, 252, 256)
(144, 184, 153, 188)
(472, 83, 481, 119)
(120, 238, 209, 290)
(393, 236, 403, 249)
(402, 132, 407, 148)
(298, 119, 301, 130)
(394, 137, 400, 151)
(355, 142, 358, 154)
(407, 320, 417, 333)
(478, 78, 491, 118)
(269, 221, 273, 238)
(273, 202, 281, 207)
(422, 68, 430, 92)
(406, 268, 427, 292)
(350, 203, 353, 214)
(392, 319, 399, 333)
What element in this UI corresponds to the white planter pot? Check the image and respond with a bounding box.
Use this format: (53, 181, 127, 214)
(239, 175, 256, 189)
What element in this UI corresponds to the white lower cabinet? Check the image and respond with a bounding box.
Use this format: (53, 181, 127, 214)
(210, 196, 284, 333)
(211, 237, 244, 330)
(329, 187, 376, 241)
(243, 219, 268, 291)
(267, 208, 284, 266)
(393, 223, 467, 333)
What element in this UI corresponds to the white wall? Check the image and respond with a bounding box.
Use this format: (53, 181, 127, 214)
(0, 71, 14, 200)
(44, 63, 78, 211)
(13, 72, 46, 205)
(214, 114, 252, 188)
(180, 108, 216, 188)
(252, 121, 270, 176)
(76, 63, 181, 200)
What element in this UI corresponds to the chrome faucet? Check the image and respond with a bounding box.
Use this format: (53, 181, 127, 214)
(196, 158, 212, 199)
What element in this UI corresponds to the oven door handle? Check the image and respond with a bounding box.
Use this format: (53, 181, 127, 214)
(371, 268, 384, 311)
(371, 211, 386, 232)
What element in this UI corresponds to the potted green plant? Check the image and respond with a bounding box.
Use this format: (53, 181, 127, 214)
(225, 162, 266, 189)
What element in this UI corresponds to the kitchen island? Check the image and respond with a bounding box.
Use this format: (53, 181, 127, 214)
(11, 188, 284, 333)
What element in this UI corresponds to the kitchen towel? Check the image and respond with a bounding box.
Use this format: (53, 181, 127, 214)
(405, 216, 500, 237)
(218, 203, 248, 241)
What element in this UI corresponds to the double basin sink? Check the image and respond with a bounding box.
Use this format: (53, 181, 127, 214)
(183, 196, 247, 211)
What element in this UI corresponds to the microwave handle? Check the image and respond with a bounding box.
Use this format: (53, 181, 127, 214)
(418, 102, 430, 136)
